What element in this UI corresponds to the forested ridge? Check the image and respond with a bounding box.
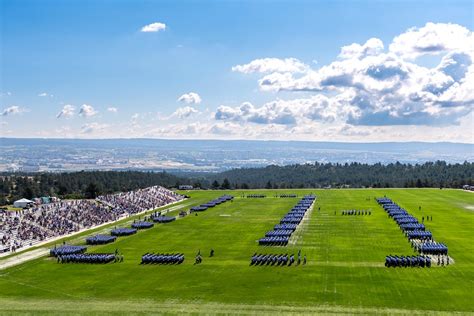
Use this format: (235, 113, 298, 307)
(1, 161, 472, 204)
(205, 161, 473, 189)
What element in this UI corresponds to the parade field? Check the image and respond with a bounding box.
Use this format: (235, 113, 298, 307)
(0, 189, 473, 315)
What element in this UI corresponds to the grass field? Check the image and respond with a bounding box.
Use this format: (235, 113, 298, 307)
(0, 189, 473, 315)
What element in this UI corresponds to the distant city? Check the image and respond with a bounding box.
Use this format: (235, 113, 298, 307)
(1, 138, 473, 173)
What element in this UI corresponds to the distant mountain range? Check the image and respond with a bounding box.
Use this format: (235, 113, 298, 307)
(0, 138, 472, 173)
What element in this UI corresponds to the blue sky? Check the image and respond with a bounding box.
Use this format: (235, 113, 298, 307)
(1, 0, 473, 142)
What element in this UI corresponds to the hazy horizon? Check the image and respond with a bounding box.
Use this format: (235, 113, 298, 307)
(1, 138, 472, 173)
(1, 137, 474, 145)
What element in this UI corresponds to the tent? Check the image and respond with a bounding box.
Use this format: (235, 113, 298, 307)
(13, 198, 34, 208)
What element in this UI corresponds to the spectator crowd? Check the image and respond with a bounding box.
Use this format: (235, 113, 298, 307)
(0, 186, 183, 253)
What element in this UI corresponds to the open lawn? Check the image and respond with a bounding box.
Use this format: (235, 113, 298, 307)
(0, 189, 473, 315)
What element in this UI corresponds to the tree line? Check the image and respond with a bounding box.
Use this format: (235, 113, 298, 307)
(0, 171, 185, 205)
(0, 161, 472, 205)
(203, 161, 473, 189)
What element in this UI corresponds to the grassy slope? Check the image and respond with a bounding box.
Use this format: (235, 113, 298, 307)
(0, 189, 472, 314)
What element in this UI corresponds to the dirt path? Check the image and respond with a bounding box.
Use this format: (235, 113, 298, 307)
(0, 248, 49, 270)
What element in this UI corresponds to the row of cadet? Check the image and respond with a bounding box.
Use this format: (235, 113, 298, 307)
(341, 210, 371, 216)
(277, 194, 298, 198)
(415, 242, 449, 255)
(50, 244, 122, 264)
(57, 253, 121, 264)
(385, 255, 431, 268)
(146, 210, 177, 223)
(259, 195, 316, 246)
(251, 251, 306, 266)
(190, 195, 234, 212)
(141, 253, 185, 265)
(244, 194, 266, 198)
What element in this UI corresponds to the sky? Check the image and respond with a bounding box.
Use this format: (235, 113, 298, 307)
(1, 0, 473, 142)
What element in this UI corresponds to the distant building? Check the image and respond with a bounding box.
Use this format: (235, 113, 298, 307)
(178, 185, 194, 190)
(13, 198, 34, 208)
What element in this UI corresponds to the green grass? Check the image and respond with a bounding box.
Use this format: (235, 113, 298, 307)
(0, 189, 473, 315)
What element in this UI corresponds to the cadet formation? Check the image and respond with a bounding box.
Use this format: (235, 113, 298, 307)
(377, 197, 449, 268)
(259, 195, 316, 246)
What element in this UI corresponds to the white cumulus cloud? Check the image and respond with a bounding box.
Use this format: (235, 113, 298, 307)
(107, 107, 118, 113)
(78, 104, 98, 117)
(232, 58, 309, 74)
(56, 104, 75, 119)
(389, 22, 474, 60)
(232, 23, 474, 127)
(178, 92, 202, 104)
(1, 106, 24, 116)
(141, 22, 166, 33)
(173, 106, 198, 119)
(339, 38, 384, 59)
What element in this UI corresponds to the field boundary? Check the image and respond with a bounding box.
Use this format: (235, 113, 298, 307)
(0, 298, 469, 315)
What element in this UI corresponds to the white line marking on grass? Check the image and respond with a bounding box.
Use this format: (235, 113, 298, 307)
(288, 201, 315, 245)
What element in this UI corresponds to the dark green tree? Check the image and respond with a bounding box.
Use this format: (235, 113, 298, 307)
(222, 178, 231, 190)
(211, 180, 220, 189)
(85, 182, 100, 199)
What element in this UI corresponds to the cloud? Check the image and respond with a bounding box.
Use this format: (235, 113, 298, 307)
(339, 38, 384, 59)
(232, 23, 474, 127)
(78, 104, 98, 117)
(215, 95, 352, 126)
(38, 92, 53, 97)
(173, 106, 198, 119)
(141, 22, 166, 33)
(1, 106, 24, 116)
(178, 92, 202, 104)
(56, 104, 75, 118)
(389, 22, 474, 60)
(232, 58, 309, 74)
(208, 122, 243, 135)
(80, 122, 109, 134)
(0, 92, 12, 97)
(215, 100, 297, 125)
(107, 107, 118, 113)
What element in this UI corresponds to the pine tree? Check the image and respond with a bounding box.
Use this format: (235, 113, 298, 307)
(221, 178, 231, 189)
